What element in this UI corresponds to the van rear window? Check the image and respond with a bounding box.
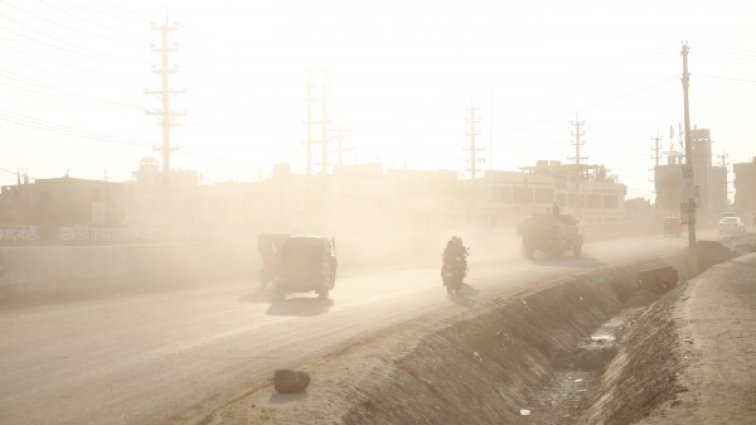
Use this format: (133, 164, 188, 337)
(281, 239, 324, 263)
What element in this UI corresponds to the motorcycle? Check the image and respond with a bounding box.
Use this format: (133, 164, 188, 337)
(441, 252, 467, 294)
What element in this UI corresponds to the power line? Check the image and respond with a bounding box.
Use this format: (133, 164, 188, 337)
(0, 1, 146, 44)
(37, 0, 151, 42)
(0, 108, 152, 147)
(503, 76, 677, 135)
(0, 14, 144, 65)
(0, 70, 143, 110)
(57, 0, 153, 21)
(696, 43, 756, 62)
(698, 74, 756, 84)
(0, 40, 147, 84)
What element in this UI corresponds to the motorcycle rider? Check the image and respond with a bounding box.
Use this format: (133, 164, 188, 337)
(442, 235, 468, 277)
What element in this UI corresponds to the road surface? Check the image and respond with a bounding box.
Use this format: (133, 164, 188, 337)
(0, 232, 710, 425)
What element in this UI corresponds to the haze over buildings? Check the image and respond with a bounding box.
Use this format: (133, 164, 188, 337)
(1, 0, 755, 203)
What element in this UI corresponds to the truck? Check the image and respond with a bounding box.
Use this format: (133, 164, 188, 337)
(518, 213, 583, 258)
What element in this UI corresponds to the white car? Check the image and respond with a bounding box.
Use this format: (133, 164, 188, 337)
(718, 216, 745, 235)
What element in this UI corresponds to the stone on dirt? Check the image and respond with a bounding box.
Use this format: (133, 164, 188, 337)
(273, 369, 311, 394)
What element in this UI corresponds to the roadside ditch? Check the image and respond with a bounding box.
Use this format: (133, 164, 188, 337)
(340, 241, 737, 425)
(192, 237, 751, 425)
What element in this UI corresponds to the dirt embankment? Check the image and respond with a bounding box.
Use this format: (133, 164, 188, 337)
(197, 238, 750, 425)
(339, 260, 693, 425)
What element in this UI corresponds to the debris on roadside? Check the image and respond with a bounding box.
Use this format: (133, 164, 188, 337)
(273, 369, 311, 394)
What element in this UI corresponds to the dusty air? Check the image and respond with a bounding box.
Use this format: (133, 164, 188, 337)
(1, 1, 755, 425)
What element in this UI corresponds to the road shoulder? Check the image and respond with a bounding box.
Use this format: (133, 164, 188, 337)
(640, 252, 756, 424)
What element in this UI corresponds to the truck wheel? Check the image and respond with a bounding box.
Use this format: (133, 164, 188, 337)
(573, 244, 582, 256)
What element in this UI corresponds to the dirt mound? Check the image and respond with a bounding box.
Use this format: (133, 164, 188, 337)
(696, 240, 735, 271)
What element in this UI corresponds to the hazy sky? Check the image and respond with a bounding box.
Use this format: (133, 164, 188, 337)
(1, 0, 755, 199)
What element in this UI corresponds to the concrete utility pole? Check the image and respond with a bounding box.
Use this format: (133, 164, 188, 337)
(331, 128, 353, 168)
(320, 70, 330, 176)
(570, 118, 587, 167)
(465, 102, 484, 179)
(146, 18, 184, 191)
(665, 125, 677, 165)
(304, 69, 316, 177)
(489, 85, 494, 171)
(570, 118, 587, 219)
(681, 42, 698, 271)
(651, 132, 662, 167)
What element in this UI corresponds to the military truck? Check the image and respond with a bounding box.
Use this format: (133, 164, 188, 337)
(518, 213, 583, 258)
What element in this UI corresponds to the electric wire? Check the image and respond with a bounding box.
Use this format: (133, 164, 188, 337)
(36, 0, 152, 42)
(0, 0, 147, 45)
(0, 70, 144, 110)
(0, 108, 153, 147)
(0, 22, 144, 65)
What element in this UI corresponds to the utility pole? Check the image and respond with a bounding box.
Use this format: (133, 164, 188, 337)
(681, 42, 697, 272)
(331, 128, 353, 168)
(665, 125, 677, 165)
(651, 132, 662, 167)
(718, 152, 729, 168)
(465, 102, 484, 179)
(569, 118, 587, 167)
(304, 69, 316, 177)
(146, 18, 184, 191)
(570, 117, 587, 219)
(320, 70, 330, 176)
(489, 85, 494, 171)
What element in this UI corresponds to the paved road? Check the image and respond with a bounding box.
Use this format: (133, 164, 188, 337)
(0, 232, 709, 425)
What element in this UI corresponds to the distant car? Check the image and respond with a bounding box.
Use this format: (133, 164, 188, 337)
(662, 216, 682, 237)
(718, 216, 745, 235)
(721, 211, 738, 218)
